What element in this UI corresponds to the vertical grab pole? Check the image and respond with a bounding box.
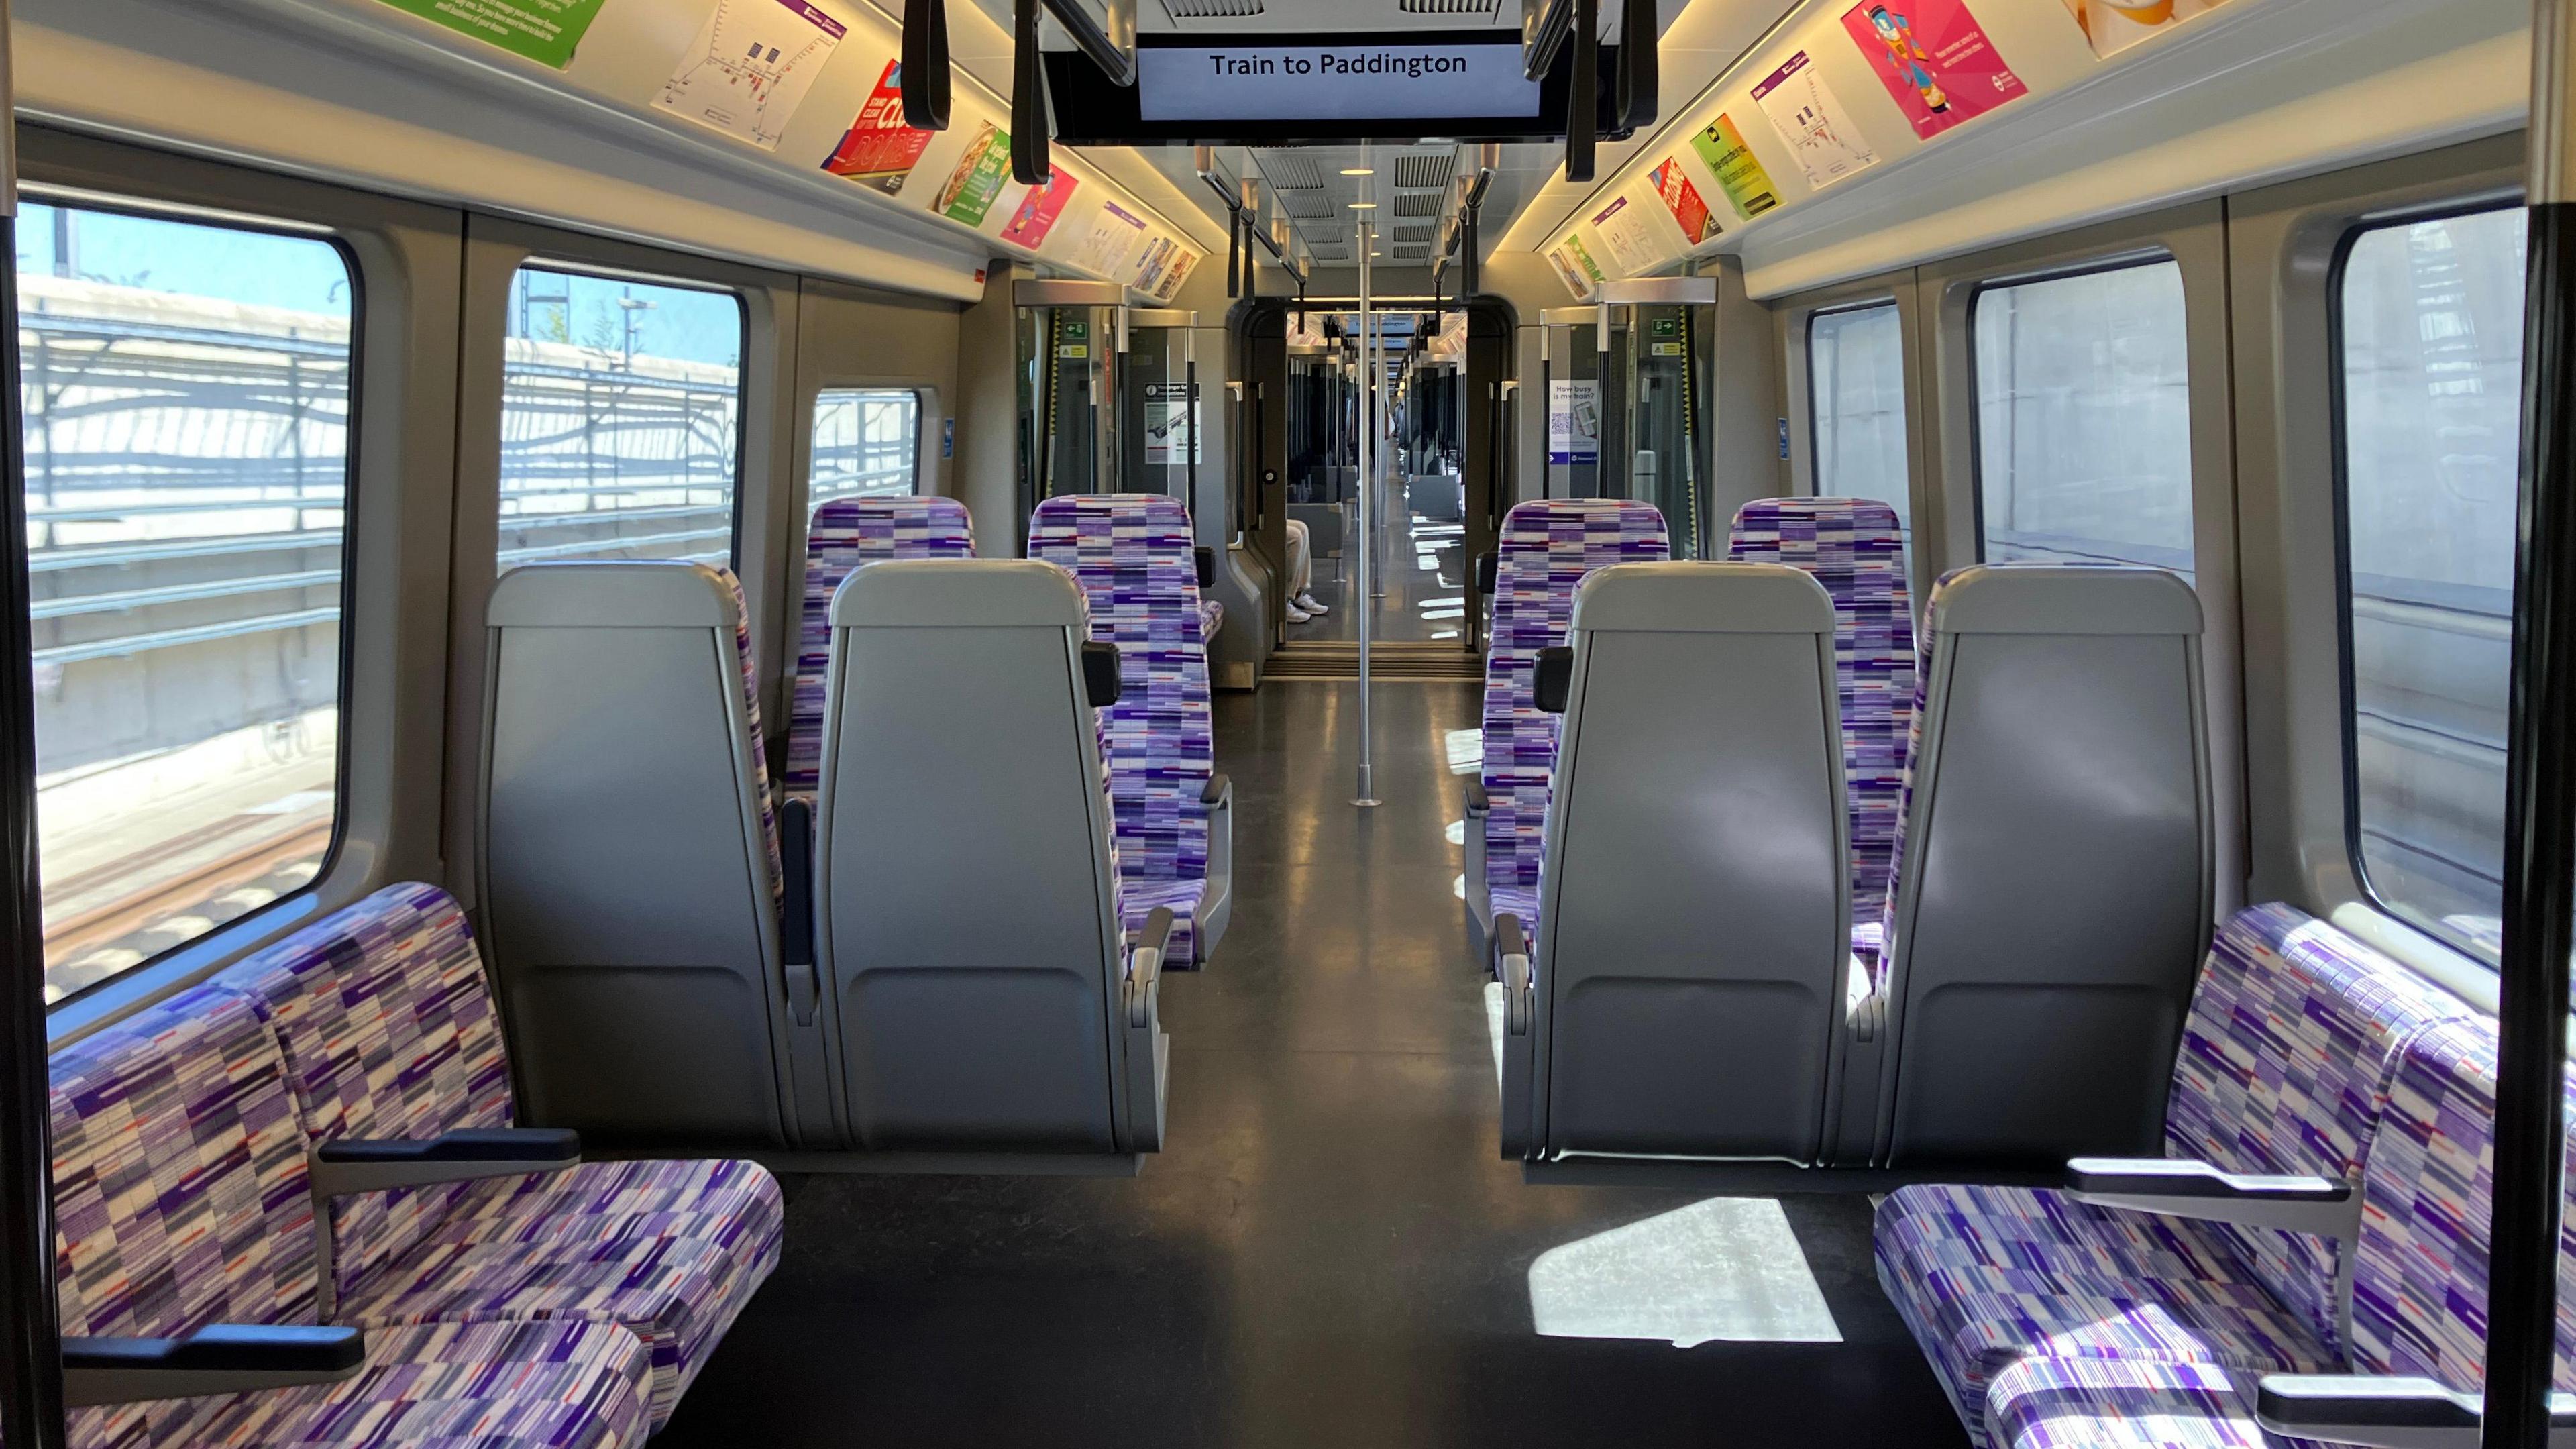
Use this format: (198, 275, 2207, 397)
(2486, 1, 2576, 1442)
(0, 1, 65, 1442)
(1354, 164, 1378, 808)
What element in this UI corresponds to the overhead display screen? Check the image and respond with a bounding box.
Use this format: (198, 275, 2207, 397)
(1137, 42, 1542, 123)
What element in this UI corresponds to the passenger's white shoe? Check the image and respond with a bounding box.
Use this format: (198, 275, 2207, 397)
(1285, 603, 1313, 623)
(1296, 592, 1330, 615)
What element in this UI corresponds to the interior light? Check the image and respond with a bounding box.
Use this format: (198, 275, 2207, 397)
(1349, 201, 1379, 210)
(1340, 167, 1375, 176)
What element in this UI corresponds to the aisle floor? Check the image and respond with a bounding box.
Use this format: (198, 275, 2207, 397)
(662, 682, 1968, 1448)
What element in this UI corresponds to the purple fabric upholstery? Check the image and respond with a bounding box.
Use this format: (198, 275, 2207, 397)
(788, 496, 975, 800)
(1874, 904, 2473, 1442)
(1027, 494, 1218, 967)
(1983, 1358, 2294, 1449)
(1727, 498, 1915, 923)
(1480, 499, 1670, 922)
(210, 882, 783, 1430)
(43, 983, 655, 1448)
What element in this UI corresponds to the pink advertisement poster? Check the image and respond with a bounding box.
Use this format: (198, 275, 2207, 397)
(1841, 0, 2028, 139)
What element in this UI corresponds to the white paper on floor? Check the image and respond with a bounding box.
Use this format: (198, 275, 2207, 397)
(1527, 1198, 1843, 1348)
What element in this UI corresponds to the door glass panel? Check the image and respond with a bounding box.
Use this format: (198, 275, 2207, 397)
(809, 388, 919, 513)
(1808, 301, 1913, 555)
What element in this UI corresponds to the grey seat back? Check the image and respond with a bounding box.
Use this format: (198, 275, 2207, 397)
(479, 561, 792, 1149)
(1527, 562, 1850, 1164)
(1872, 564, 2213, 1169)
(816, 559, 1155, 1155)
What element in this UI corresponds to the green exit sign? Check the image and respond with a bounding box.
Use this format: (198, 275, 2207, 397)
(1650, 317, 1682, 339)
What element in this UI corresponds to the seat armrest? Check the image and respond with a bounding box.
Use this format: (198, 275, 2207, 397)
(310, 1128, 582, 1197)
(1126, 907, 1173, 1029)
(1495, 913, 1533, 1036)
(780, 796, 819, 1025)
(2254, 1373, 2576, 1447)
(1474, 550, 1497, 596)
(66, 1324, 366, 1408)
(2069, 1157, 2359, 1237)
(1202, 773, 1231, 808)
(1194, 546, 1216, 588)
(1081, 641, 1124, 707)
(1464, 779, 1488, 815)
(1533, 647, 1574, 714)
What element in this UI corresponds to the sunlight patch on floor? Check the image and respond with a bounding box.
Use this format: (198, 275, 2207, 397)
(1483, 979, 1505, 1089)
(1444, 729, 1482, 775)
(1528, 1199, 1843, 1348)
(1444, 819, 1466, 845)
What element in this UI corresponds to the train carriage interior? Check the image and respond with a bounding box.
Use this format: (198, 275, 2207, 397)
(11, 0, 2576, 1443)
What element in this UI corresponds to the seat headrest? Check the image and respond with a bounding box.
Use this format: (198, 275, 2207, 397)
(831, 558, 1089, 630)
(1570, 561, 1837, 635)
(488, 560, 742, 629)
(1927, 564, 2203, 637)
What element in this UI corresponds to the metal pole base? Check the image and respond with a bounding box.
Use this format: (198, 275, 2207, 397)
(1352, 799, 1381, 808)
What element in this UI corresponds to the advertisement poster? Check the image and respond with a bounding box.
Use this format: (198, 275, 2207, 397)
(1649, 156, 1721, 246)
(371, 0, 607, 68)
(1149, 250, 1198, 303)
(1752, 51, 1878, 190)
(998, 170, 1081, 248)
(1145, 384, 1202, 465)
(1589, 195, 1665, 276)
(933, 123, 1013, 225)
(1843, 0, 2028, 138)
(822, 60, 936, 193)
(1075, 201, 1149, 276)
(1545, 246, 1590, 298)
(1564, 235, 1607, 286)
(653, 0, 845, 152)
(1690, 114, 1784, 221)
(1548, 379, 1601, 466)
(1132, 235, 1178, 294)
(2061, 0, 2241, 57)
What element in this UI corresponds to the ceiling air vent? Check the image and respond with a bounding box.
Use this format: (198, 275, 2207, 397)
(1397, 0, 1497, 11)
(1393, 244, 1430, 260)
(1282, 191, 1337, 219)
(1393, 152, 1456, 191)
(1393, 192, 1442, 217)
(1161, 0, 1263, 17)
(1256, 150, 1327, 190)
(1395, 223, 1434, 244)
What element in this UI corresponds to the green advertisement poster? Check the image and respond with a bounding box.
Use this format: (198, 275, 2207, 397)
(935, 124, 1014, 227)
(371, 0, 608, 69)
(1689, 113, 1784, 221)
(1565, 235, 1605, 284)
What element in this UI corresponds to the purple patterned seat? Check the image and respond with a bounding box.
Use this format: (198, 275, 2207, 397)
(1727, 498, 1915, 964)
(209, 881, 784, 1430)
(1875, 903, 2473, 1442)
(1981, 1016, 2575, 1448)
(43, 982, 655, 1448)
(1475, 499, 1669, 943)
(787, 496, 976, 800)
(1027, 494, 1227, 969)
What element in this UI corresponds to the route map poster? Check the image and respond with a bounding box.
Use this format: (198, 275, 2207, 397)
(1842, 0, 2027, 138)
(1751, 50, 1878, 190)
(934, 123, 1014, 225)
(1650, 156, 1720, 246)
(372, 0, 607, 67)
(2061, 0, 2241, 57)
(998, 170, 1081, 248)
(1074, 201, 1148, 277)
(653, 0, 845, 152)
(1589, 195, 1664, 276)
(822, 59, 935, 193)
(1690, 114, 1783, 221)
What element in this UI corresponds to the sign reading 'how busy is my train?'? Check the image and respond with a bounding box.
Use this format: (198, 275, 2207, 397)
(1137, 42, 1540, 123)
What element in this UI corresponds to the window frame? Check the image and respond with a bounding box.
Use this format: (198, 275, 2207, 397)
(2326, 198, 2528, 967)
(19, 187, 367, 1012)
(1962, 250, 2193, 572)
(496, 258, 753, 574)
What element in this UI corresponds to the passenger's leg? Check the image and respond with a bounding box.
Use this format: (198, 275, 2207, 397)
(1287, 517, 1327, 615)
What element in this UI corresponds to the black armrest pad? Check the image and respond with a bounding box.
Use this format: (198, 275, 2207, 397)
(1494, 914, 1529, 961)
(317, 1128, 581, 1165)
(1202, 773, 1230, 806)
(1081, 641, 1124, 708)
(1194, 546, 1216, 589)
(1533, 647, 1574, 714)
(1474, 551, 1497, 596)
(780, 796, 814, 969)
(66, 1326, 364, 1379)
(1464, 779, 1489, 813)
(2068, 1157, 2350, 1203)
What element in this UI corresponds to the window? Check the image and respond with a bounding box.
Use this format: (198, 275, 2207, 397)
(809, 388, 920, 513)
(1972, 260, 2194, 580)
(1808, 301, 1913, 545)
(2338, 207, 2524, 965)
(498, 267, 745, 569)
(19, 201, 355, 1002)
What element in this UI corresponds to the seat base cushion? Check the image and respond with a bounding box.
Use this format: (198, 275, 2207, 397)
(1984, 1356, 2317, 1449)
(344, 1208, 777, 1431)
(428, 1159, 783, 1265)
(1879, 1185, 2265, 1293)
(79, 1318, 653, 1449)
